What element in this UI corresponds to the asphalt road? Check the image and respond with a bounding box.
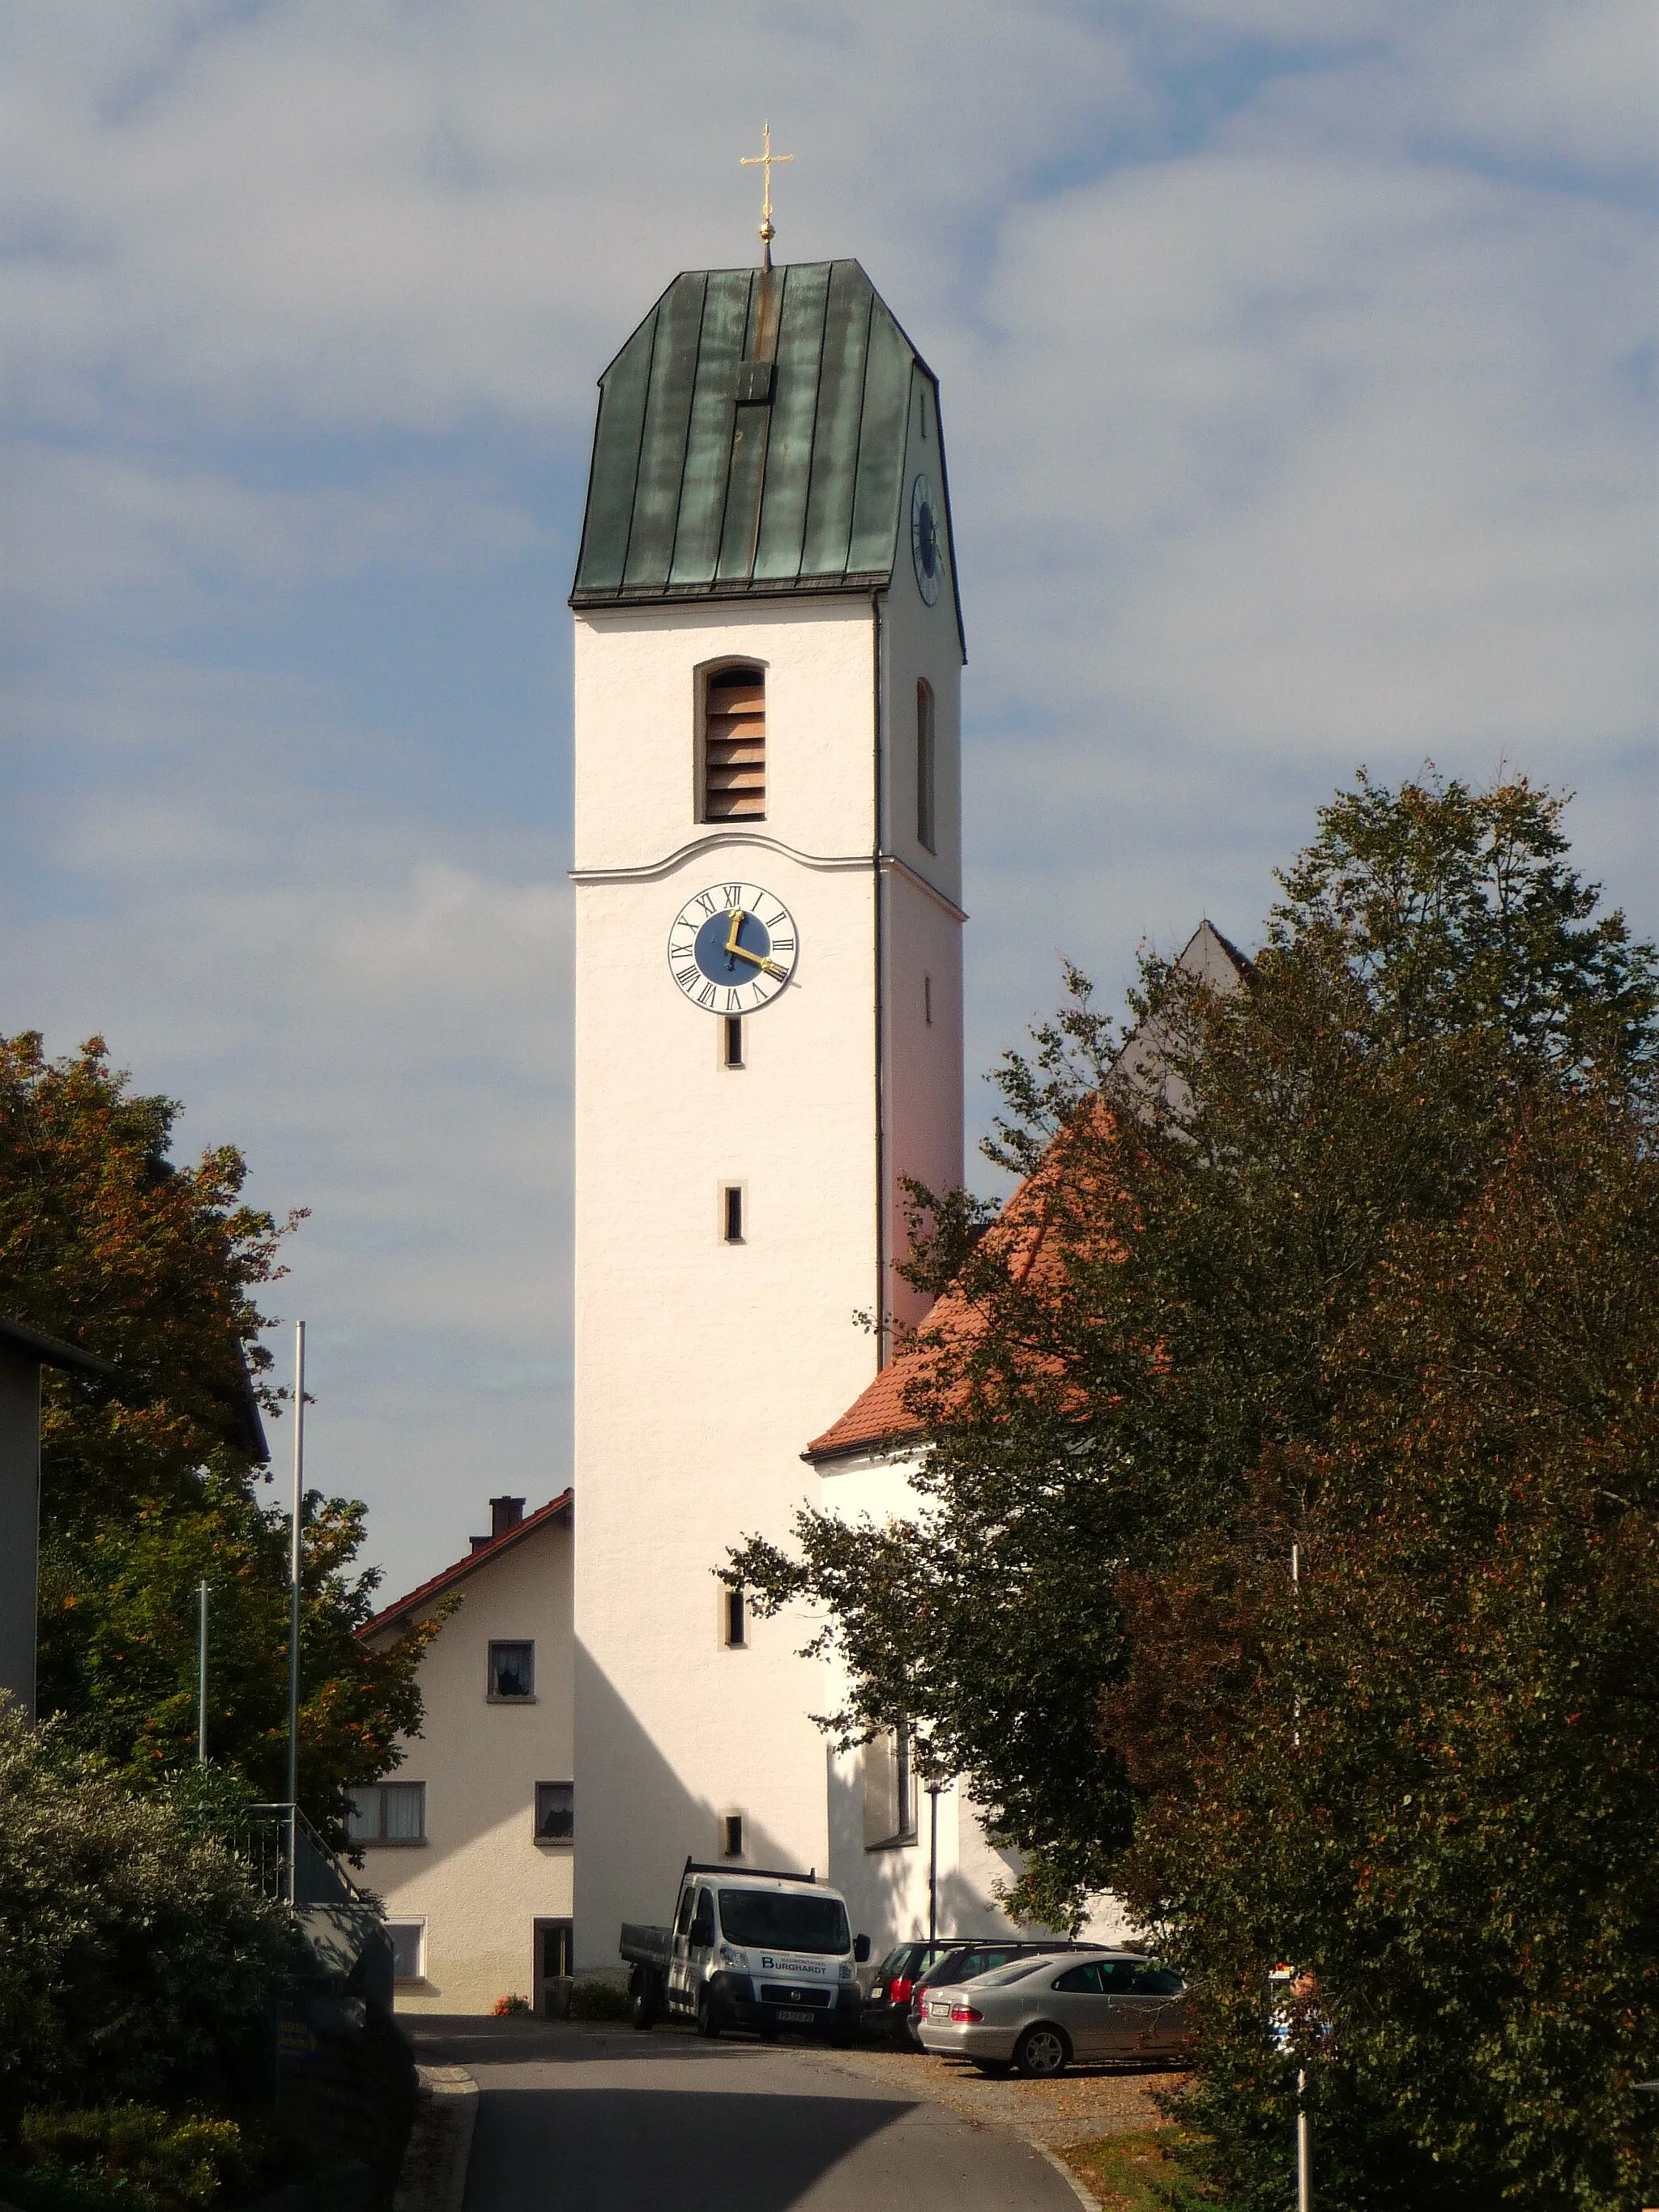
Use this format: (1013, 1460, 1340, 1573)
(411, 2015, 1081, 2212)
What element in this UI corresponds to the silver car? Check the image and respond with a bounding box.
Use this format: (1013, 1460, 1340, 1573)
(916, 1946, 1192, 2077)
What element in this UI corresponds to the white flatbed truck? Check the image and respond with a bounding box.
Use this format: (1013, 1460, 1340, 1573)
(620, 1858, 871, 2041)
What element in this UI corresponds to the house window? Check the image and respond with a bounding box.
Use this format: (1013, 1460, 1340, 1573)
(723, 1586, 747, 1648)
(535, 1781, 574, 1841)
(916, 681, 936, 853)
(723, 1016, 744, 1070)
(723, 1185, 744, 1243)
(488, 1641, 535, 1701)
(387, 1920, 425, 1980)
(719, 1812, 746, 1860)
(701, 665, 766, 820)
(348, 1781, 426, 1846)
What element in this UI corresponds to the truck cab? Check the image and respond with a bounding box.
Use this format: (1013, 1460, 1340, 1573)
(623, 1860, 869, 2041)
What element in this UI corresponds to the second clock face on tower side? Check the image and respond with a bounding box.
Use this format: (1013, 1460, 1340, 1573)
(911, 472, 941, 606)
(667, 882, 799, 1013)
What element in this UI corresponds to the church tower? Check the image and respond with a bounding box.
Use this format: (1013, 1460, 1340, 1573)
(568, 258, 965, 1968)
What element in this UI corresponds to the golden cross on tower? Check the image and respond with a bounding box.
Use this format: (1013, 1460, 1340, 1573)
(740, 121, 793, 272)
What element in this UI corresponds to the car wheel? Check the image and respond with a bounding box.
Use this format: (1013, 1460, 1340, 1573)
(629, 1984, 656, 2031)
(1012, 2023, 1070, 2078)
(694, 1988, 721, 2040)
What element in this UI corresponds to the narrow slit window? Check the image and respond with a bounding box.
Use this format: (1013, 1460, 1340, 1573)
(916, 680, 936, 853)
(723, 1185, 744, 1243)
(924, 974, 932, 1027)
(721, 1812, 745, 1860)
(723, 1586, 747, 1647)
(723, 1016, 744, 1069)
(702, 666, 766, 821)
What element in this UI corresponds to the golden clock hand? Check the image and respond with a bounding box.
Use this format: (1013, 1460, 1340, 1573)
(729, 946, 788, 979)
(723, 909, 746, 957)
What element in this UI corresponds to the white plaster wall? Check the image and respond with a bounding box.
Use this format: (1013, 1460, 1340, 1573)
(878, 368, 966, 1332)
(570, 433, 967, 1971)
(818, 1447, 1132, 1953)
(361, 1515, 574, 2014)
(573, 602, 889, 1972)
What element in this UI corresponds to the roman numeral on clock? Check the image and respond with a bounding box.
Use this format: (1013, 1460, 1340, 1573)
(722, 885, 744, 907)
(694, 892, 717, 916)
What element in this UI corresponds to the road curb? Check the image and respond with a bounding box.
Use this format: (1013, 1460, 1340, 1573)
(1036, 2145, 1103, 2210)
(395, 2063, 479, 2212)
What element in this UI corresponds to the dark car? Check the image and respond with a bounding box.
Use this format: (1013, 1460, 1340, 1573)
(863, 1942, 954, 2043)
(902, 1939, 1091, 2048)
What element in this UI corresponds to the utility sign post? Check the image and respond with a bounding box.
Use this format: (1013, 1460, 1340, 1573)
(284, 1319, 305, 1900)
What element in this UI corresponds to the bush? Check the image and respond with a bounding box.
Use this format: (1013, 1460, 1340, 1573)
(566, 1980, 631, 2022)
(488, 1994, 530, 2018)
(6, 2107, 249, 2212)
(0, 1702, 299, 2117)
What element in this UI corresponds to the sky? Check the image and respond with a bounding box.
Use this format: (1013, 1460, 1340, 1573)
(2, 1, 1653, 1598)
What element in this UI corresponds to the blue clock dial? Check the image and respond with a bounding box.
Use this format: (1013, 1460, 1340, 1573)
(667, 882, 799, 1013)
(911, 473, 941, 607)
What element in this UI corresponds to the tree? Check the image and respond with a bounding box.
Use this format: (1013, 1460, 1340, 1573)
(730, 771, 1659, 2204)
(0, 1034, 433, 1839)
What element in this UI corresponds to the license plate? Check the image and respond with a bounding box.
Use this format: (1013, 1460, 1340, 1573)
(777, 2009, 816, 2024)
(928, 2001, 949, 2017)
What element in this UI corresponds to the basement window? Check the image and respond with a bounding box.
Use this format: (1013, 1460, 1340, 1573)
(388, 1920, 426, 1980)
(701, 665, 766, 821)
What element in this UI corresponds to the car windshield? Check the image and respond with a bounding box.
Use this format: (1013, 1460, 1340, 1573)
(718, 1889, 851, 1955)
(973, 1953, 1075, 1987)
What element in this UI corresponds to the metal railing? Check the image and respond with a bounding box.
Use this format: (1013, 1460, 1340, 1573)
(246, 1802, 372, 1909)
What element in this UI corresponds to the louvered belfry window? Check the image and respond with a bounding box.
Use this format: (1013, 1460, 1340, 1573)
(702, 665, 766, 820)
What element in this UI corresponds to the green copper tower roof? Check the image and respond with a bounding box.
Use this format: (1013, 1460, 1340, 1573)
(570, 259, 959, 640)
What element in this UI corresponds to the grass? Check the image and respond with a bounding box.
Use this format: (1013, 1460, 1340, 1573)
(1059, 2129, 1222, 2211)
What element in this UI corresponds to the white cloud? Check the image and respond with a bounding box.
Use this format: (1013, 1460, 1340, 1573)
(0, 0, 1652, 1588)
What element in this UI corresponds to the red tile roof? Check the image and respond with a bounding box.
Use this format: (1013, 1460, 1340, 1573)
(805, 1102, 1120, 1464)
(804, 922, 1249, 1468)
(359, 1489, 573, 1639)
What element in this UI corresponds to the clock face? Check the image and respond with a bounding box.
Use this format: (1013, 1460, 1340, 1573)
(911, 473, 941, 607)
(667, 882, 799, 1013)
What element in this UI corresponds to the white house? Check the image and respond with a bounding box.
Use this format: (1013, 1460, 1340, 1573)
(356, 1491, 574, 2014)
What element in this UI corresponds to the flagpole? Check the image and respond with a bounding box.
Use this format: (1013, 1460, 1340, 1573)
(284, 1322, 305, 1852)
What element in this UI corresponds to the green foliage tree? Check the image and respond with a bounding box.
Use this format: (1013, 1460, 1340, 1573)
(0, 1034, 433, 1836)
(0, 1701, 299, 2120)
(729, 771, 1659, 2206)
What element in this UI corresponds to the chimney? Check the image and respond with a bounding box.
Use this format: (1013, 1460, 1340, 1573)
(490, 1495, 526, 1540)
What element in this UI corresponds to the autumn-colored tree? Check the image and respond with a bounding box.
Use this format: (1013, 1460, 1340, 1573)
(731, 772, 1659, 2206)
(0, 1034, 432, 1837)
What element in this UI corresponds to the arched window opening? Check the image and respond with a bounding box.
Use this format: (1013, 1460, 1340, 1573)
(702, 665, 766, 820)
